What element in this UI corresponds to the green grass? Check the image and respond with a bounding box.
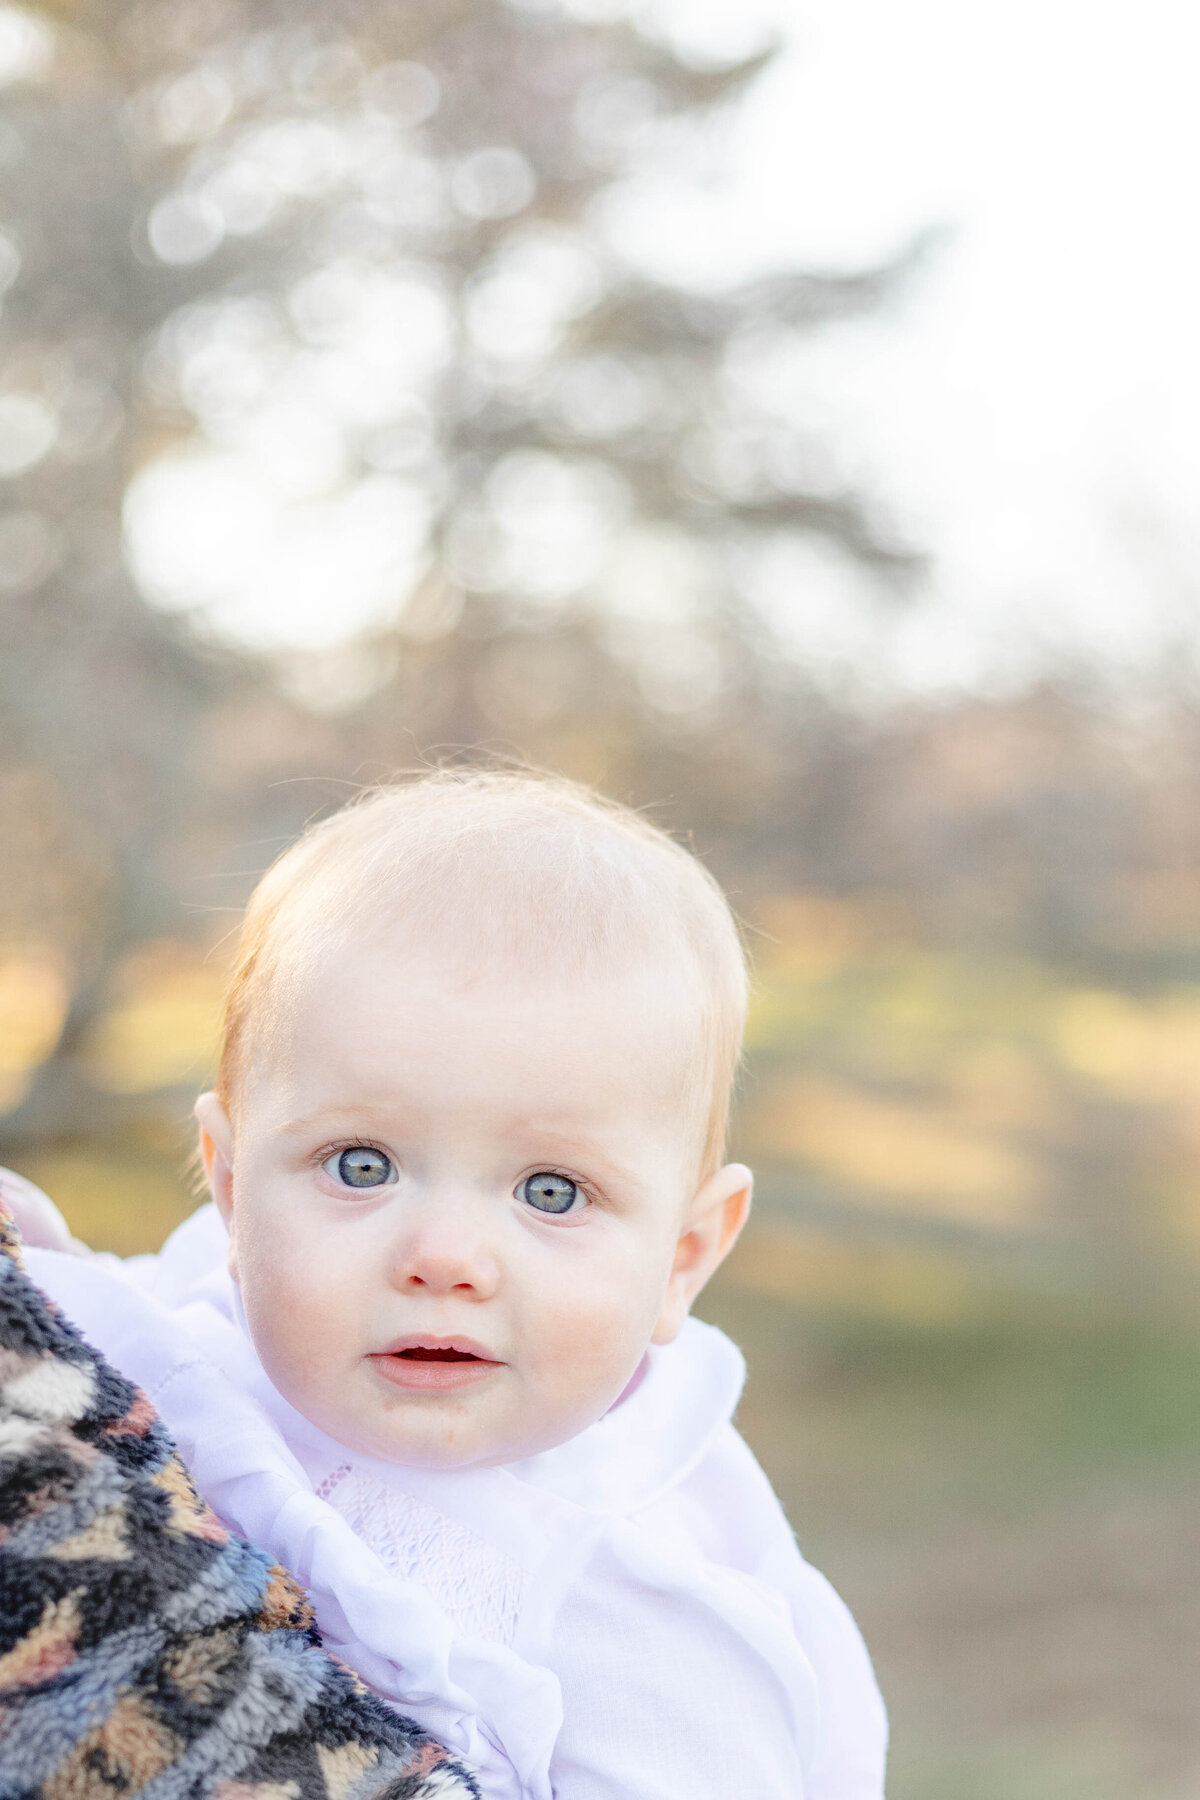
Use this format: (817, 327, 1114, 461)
(700, 1273, 1200, 1529)
(885, 1736, 1147, 1800)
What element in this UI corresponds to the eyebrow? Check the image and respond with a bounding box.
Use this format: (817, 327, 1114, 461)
(272, 1104, 402, 1139)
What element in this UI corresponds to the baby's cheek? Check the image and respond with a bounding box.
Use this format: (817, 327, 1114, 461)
(536, 1283, 649, 1411)
(240, 1229, 355, 1375)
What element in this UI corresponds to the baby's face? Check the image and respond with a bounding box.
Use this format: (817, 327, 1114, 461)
(202, 939, 748, 1469)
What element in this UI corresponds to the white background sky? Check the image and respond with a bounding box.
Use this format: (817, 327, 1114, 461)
(111, 0, 1200, 692)
(630, 0, 1200, 693)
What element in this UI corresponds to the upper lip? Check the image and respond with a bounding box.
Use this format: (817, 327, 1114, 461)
(372, 1334, 502, 1362)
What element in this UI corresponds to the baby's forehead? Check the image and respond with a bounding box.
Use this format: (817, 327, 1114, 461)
(240, 937, 706, 1189)
(252, 930, 706, 1113)
(287, 920, 702, 1035)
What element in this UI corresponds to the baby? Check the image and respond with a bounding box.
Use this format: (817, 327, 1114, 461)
(19, 770, 887, 1799)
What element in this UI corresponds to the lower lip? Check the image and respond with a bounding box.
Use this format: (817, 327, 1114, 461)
(367, 1353, 503, 1393)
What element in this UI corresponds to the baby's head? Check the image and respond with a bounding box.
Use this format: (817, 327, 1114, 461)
(196, 770, 752, 1469)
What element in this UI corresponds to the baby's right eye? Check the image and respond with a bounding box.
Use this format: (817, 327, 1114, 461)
(324, 1146, 396, 1189)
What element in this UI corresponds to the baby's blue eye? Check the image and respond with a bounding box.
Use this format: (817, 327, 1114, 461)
(519, 1172, 583, 1215)
(326, 1146, 395, 1189)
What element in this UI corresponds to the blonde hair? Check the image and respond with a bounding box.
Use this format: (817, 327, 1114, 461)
(216, 769, 748, 1178)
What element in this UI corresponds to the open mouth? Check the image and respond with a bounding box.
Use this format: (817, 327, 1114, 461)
(368, 1339, 501, 1390)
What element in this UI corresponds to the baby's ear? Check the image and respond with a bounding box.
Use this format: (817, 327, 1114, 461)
(650, 1163, 753, 1346)
(194, 1092, 235, 1239)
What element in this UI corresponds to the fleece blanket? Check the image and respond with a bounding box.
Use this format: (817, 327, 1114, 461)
(0, 1200, 480, 1800)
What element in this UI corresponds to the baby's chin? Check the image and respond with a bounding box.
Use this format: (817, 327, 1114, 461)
(288, 1380, 612, 1472)
(304, 1409, 568, 1472)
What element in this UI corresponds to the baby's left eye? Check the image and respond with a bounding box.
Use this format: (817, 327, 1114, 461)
(325, 1146, 396, 1189)
(519, 1172, 586, 1216)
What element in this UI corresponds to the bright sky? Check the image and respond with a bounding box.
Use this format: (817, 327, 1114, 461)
(623, 0, 1200, 694)
(119, 0, 1200, 694)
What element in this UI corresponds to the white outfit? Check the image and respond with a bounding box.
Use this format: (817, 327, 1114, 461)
(27, 1205, 887, 1800)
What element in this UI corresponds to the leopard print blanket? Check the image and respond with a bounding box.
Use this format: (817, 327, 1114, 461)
(0, 1202, 480, 1800)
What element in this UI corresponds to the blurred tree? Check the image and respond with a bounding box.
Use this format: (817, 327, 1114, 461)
(0, 0, 916, 1143)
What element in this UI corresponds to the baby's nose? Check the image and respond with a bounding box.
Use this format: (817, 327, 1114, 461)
(386, 1195, 501, 1299)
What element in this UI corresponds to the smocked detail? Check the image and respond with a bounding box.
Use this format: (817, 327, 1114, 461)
(321, 1464, 529, 1647)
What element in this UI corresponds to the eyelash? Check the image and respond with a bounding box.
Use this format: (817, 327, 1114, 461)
(316, 1138, 393, 1170)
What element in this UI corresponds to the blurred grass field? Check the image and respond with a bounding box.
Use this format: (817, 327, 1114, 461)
(6, 895, 1200, 1798)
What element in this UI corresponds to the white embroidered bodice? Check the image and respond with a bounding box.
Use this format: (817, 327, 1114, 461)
(317, 1462, 529, 1647)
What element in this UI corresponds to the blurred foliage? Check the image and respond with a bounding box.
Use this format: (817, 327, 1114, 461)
(0, 0, 925, 1142)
